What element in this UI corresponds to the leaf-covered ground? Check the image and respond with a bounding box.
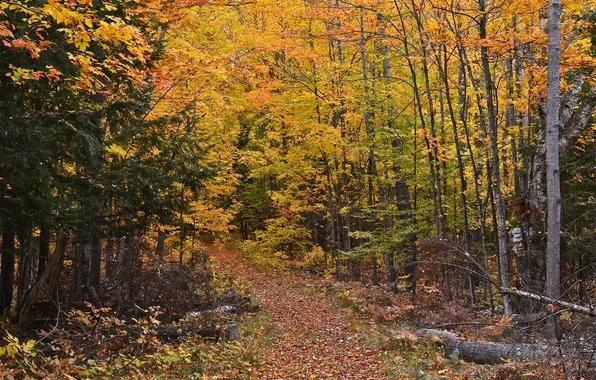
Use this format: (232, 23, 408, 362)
(207, 245, 593, 380)
(210, 245, 390, 379)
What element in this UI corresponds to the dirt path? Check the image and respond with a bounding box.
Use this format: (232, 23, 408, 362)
(210, 246, 390, 379)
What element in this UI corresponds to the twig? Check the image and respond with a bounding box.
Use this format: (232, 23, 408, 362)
(35, 289, 61, 345)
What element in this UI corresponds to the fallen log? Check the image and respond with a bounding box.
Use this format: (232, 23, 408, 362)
(128, 324, 240, 341)
(501, 288, 596, 317)
(184, 305, 237, 319)
(417, 329, 595, 365)
(444, 338, 559, 364)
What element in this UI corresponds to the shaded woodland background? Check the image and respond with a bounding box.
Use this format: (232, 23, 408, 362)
(0, 0, 596, 377)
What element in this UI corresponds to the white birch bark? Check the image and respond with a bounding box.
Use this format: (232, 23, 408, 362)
(545, 0, 562, 337)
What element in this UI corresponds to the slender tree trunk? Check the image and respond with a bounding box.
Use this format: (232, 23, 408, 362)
(383, 164, 397, 288)
(323, 154, 341, 280)
(545, 0, 562, 338)
(438, 45, 473, 304)
(88, 195, 102, 290)
(105, 236, 114, 280)
(515, 45, 534, 301)
(409, 3, 446, 235)
(16, 231, 34, 313)
(156, 230, 166, 258)
(74, 240, 91, 303)
(359, 11, 379, 286)
(90, 231, 102, 288)
(332, 0, 352, 279)
(377, 17, 397, 289)
(396, 2, 444, 239)
(179, 188, 185, 268)
(384, 8, 418, 293)
(478, 0, 512, 315)
(408, 6, 449, 298)
(38, 224, 50, 276)
(459, 45, 494, 307)
(0, 226, 16, 315)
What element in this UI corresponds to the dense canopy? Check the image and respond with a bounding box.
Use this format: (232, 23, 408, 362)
(1, 0, 595, 377)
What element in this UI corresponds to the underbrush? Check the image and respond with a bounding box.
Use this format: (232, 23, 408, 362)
(0, 248, 266, 379)
(0, 304, 270, 379)
(325, 281, 595, 379)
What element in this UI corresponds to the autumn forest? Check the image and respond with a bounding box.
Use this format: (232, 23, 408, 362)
(1, 0, 596, 378)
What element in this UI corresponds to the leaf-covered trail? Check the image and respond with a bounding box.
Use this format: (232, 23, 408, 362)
(210, 246, 390, 379)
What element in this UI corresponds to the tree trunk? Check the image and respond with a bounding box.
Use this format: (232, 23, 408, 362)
(417, 329, 592, 365)
(409, 1, 446, 235)
(457, 47, 494, 307)
(331, 0, 352, 280)
(378, 18, 397, 288)
(359, 10, 378, 286)
(105, 237, 114, 280)
(323, 154, 341, 280)
(156, 230, 166, 258)
(17, 236, 68, 326)
(127, 324, 239, 341)
(396, 2, 443, 238)
(502, 287, 596, 317)
(479, 0, 513, 315)
(38, 224, 50, 276)
(73, 240, 91, 303)
(1, 226, 16, 315)
(381, 10, 416, 293)
(545, 0, 562, 338)
(438, 44, 473, 303)
(16, 231, 35, 314)
(90, 234, 102, 289)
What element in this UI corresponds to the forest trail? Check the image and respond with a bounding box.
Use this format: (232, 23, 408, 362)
(209, 246, 390, 379)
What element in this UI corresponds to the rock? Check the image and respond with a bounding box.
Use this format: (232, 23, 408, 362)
(223, 325, 240, 341)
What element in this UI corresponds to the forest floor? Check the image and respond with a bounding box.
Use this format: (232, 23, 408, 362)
(209, 245, 391, 379)
(2, 243, 586, 379)
(207, 244, 585, 379)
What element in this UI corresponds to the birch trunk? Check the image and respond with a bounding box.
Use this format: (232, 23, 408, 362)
(545, 0, 562, 338)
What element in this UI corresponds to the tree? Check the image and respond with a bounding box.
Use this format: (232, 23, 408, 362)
(545, 0, 562, 338)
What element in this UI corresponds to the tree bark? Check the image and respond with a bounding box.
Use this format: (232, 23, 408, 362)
(502, 287, 596, 317)
(457, 45, 494, 308)
(323, 154, 341, 280)
(478, 0, 513, 315)
(530, 78, 596, 209)
(545, 0, 562, 338)
(437, 44, 473, 303)
(1, 226, 16, 315)
(128, 324, 239, 341)
(381, 9, 416, 293)
(417, 328, 595, 365)
(408, 0, 446, 235)
(359, 10, 379, 286)
(38, 224, 50, 276)
(16, 231, 35, 314)
(90, 233, 102, 289)
(156, 230, 166, 258)
(73, 239, 91, 303)
(17, 236, 68, 326)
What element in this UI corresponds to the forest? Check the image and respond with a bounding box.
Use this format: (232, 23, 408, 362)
(0, 0, 595, 378)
